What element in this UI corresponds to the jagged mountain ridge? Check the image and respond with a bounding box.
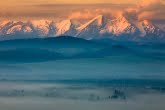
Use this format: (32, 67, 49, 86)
(0, 15, 165, 41)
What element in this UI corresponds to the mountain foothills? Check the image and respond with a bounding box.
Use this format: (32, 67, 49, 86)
(0, 15, 165, 41)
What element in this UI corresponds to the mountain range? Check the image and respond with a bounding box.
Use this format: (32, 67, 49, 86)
(0, 15, 165, 41)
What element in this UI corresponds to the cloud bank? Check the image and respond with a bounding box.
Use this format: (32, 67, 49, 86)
(68, 0, 165, 23)
(0, 0, 164, 23)
(125, 0, 165, 22)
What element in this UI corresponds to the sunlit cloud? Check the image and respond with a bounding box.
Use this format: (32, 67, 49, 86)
(0, 0, 164, 23)
(123, 0, 165, 22)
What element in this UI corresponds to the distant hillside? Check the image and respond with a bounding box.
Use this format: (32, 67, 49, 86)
(0, 36, 164, 63)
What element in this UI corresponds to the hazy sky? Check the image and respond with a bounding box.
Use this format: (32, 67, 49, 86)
(1, 0, 165, 6)
(0, 0, 140, 6)
(0, 0, 164, 21)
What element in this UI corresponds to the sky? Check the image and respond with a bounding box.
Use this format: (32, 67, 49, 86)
(0, 0, 164, 22)
(0, 0, 140, 6)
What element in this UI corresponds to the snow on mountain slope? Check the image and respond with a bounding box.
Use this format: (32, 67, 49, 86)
(30, 20, 52, 36)
(132, 20, 165, 38)
(77, 15, 104, 31)
(55, 20, 77, 36)
(0, 15, 164, 41)
(100, 15, 137, 36)
(0, 21, 33, 35)
(7, 24, 22, 34)
(22, 25, 33, 33)
(76, 15, 105, 39)
(0, 20, 11, 29)
(141, 20, 165, 38)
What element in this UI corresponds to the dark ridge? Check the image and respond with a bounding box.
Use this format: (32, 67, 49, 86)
(0, 36, 105, 49)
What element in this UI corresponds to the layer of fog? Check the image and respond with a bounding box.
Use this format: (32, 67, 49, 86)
(0, 57, 165, 80)
(0, 81, 165, 110)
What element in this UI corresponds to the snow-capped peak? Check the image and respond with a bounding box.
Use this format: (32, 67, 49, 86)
(55, 19, 78, 36)
(0, 15, 164, 41)
(77, 15, 104, 31)
(55, 20, 72, 35)
(141, 20, 164, 37)
(75, 15, 106, 39)
(30, 20, 52, 36)
(100, 15, 137, 36)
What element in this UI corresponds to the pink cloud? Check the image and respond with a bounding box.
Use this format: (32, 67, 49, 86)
(68, 10, 98, 20)
(124, 0, 165, 21)
(68, 8, 123, 21)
